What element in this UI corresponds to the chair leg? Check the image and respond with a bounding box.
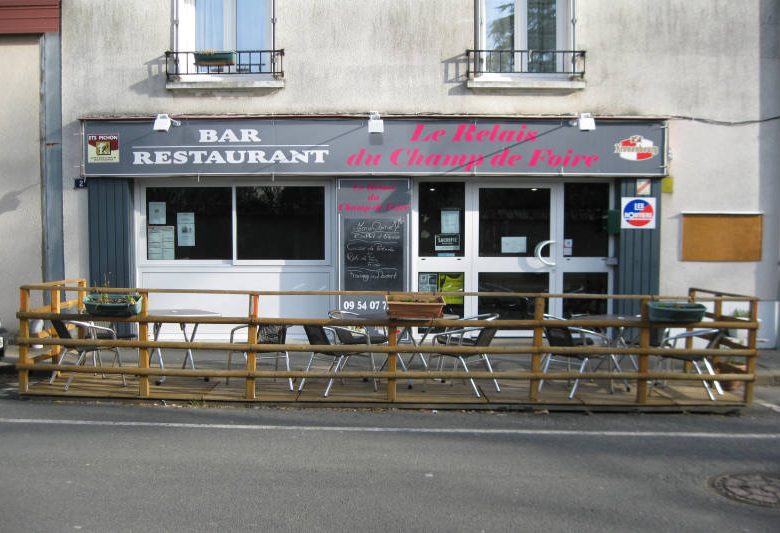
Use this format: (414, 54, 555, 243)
(568, 357, 589, 399)
(701, 358, 724, 395)
(481, 354, 501, 392)
(109, 348, 127, 387)
(283, 351, 294, 391)
(49, 351, 69, 385)
(458, 356, 481, 398)
(226, 350, 236, 385)
(324, 356, 344, 397)
(538, 354, 552, 392)
(692, 360, 719, 401)
(64, 351, 88, 391)
(297, 352, 316, 392)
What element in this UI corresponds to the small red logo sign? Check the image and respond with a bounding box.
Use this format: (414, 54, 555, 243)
(615, 135, 659, 161)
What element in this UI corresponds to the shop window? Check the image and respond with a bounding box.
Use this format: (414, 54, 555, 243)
(146, 187, 232, 260)
(419, 272, 465, 317)
(478, 272, 546, 319)
(562, 272, 608, 317)
(418, 182, 465, 257)
(563, 183, 609, 257)
(478, 187, 550, 257)
(236, 186, 325, 260)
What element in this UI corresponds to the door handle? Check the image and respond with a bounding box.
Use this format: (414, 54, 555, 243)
(534, 240, 556, 267)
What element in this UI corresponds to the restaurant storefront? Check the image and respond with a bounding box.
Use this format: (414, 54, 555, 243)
(82, 117, 667, 338)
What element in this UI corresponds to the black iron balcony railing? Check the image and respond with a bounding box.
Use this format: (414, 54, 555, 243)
(467, 49, 585, 78)
(165, 49, 284, 79)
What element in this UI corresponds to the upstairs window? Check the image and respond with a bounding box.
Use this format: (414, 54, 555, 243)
(194, 0, 270, 54)
(470, 0, 584, 88)
(170, 0, 283, 83)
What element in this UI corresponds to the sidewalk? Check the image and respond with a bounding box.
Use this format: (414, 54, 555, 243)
(2, 344, 779, 385)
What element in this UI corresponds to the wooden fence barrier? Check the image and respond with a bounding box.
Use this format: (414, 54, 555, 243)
(15, 280, 760, 409)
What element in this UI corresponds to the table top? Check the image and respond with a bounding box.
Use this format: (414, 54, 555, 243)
(329, 310, 460, 322)
(147, 308, 220, 317)
(578, 314, 637, 322)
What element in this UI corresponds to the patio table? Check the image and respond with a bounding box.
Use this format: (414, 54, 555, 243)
(148, 308, 220, 385)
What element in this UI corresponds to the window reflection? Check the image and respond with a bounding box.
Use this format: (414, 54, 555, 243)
(479, 188, 550, 257)
(237, 186, 325, 260)
(418, 182, 465, 257)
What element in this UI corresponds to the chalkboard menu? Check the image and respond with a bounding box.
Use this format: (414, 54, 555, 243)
(344, 218, 405, 289)
(338, 179, 410, 312)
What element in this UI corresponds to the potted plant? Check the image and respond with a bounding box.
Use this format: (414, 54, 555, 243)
(193, 49, 236, 66)
(647, 301, 707, 323)
(83, 292, 143, 317)
(386, 293, 446, 319)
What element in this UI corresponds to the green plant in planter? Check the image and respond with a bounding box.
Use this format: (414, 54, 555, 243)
(387, 294, 444, 304)
(84, 275, 142, 316)
(193, 49, 236, 66)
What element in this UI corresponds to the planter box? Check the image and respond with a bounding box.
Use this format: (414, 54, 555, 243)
(386, 294, 445, 319)
(194, 51, 235, 66)
(648, 302, 706, 323)
(83, 294, 143, 317)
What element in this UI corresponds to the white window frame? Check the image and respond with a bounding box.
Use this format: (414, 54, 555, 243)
(136, 178, 333, 268)
(170, 0, 282, 89)
(176, 0, 272, 53)
(471, 0, 583, 90)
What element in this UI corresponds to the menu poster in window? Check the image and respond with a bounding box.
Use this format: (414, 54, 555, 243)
(148, 226, 175, 260)
(441, 208, 460, 234)
(342, 217, 406, 312)
(177, 212, 195, 247)
(148, 202, 166, 224)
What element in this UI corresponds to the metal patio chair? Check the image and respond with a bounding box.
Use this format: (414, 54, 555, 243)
(430, 324, 500, 397)
(298, 324, 381, 397)
(227, 324, 292, 390)
(49, 319, 127, 391)
(539, 321, 620, 399)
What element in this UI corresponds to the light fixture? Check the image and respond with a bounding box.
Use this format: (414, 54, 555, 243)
(570, 112, 596, 132)
(153, 113, 181, 132)
(368, 111, 384, 134)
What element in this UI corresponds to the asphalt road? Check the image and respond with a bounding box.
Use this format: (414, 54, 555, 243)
(0, 377, 779, 532)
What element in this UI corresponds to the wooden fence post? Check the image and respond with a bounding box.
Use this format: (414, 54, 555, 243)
(529, 296, 545, 402)
(138, 290, 150, 397)
(245, 294, 259, 400)
(18, 288, 30, 393)
(636, 298, 650, 404)
(387, 325, 397, 402)
(743, 298, 759, 403)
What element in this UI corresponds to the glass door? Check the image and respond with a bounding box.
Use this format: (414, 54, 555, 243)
(415, 181, 468, 317)
(474, 183, 557, 320)
(414, 180, 614, 322)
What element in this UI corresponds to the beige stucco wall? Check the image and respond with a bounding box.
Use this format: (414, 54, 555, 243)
(0, 36, 43, 332)
(59, 0, 780, 310)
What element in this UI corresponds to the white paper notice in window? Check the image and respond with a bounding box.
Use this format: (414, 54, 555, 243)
(441, 209, 460, 234)
(148, 226, 175, 260)
(501, 236, 527, 254)
(149, 202, 166, 224)
(177, 212, 195, 247)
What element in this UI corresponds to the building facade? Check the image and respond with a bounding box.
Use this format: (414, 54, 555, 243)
(4, 1, 779, 345)
(0, 0, 61, 345)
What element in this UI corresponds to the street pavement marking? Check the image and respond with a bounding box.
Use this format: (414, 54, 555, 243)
(757, 401, 780, 414)
(1, 418, 779, 439)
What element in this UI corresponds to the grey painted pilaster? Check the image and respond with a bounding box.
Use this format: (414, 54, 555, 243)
(615, 179, 661, 317)
(41, 32, 64, 285)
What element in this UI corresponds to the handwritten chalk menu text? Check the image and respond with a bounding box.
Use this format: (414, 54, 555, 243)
(338, 179, 410, 312)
